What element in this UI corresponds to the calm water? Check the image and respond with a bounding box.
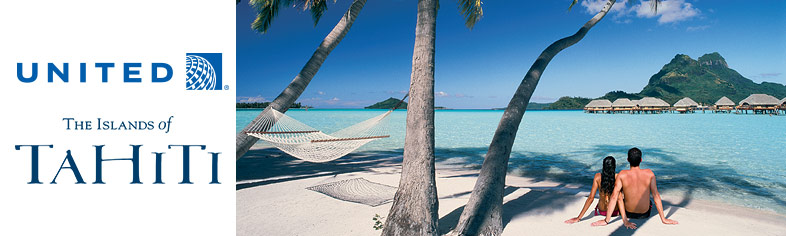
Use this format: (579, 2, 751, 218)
(238, 109, 786, 214)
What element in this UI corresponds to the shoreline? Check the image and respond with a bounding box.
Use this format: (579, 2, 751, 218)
(237, 147, 786, 235)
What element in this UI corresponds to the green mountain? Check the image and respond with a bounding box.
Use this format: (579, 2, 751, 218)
(550, 52, 786, 109)
(546, 97, 591, 110)
(365, 98, 408, 109)
(640, 52, 786, 104)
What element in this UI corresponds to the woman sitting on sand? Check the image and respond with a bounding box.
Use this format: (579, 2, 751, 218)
(564, 156, 631, 224)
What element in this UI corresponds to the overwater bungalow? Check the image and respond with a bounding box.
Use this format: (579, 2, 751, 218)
(673, 97, 699, 113)
(780, 97, 786, 114)
(612, 98, 636, 114)
(737, 94, 780, 114)
(584, 99, 612, 113)
(636, 97, 670, 114)
(713, 96, 736, 113)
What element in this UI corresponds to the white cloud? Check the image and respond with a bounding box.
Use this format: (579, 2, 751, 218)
(330, 97, 340, 101)
(236, 95, 266, 103)
(317, 91, 325, 95)
(634, 0, 699, 24)
(581, 0, 699, 24)
(436, 91, 449, 97)
(581, 0, 629, 14)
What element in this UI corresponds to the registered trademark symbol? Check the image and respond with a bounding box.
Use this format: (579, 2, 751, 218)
(224, 85, 230, 90)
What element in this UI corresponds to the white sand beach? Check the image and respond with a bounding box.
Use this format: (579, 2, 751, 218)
(237, 147, 786, 236)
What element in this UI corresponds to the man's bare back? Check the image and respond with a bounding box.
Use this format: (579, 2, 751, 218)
(618, 168, 655, 213)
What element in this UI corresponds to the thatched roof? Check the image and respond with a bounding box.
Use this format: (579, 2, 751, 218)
(585, 99, 612, 108)
(739, 94, 780, 106)
(781, 97, 786, 105)
(637, 97, 670, 107)
(673, 97, 699, 107)
(612, 98, 635, 107)
(715, 96, 735, 106)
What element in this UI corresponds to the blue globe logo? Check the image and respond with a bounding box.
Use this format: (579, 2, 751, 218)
(185, 55, 217, 90)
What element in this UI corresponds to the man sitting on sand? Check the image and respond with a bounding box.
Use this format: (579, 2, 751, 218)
(592, 147, 679, 228)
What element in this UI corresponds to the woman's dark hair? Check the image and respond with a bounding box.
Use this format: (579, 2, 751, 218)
(600, 156, 617, 196)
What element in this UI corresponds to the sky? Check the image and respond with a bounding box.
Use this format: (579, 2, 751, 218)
(236, 0, 786, 109)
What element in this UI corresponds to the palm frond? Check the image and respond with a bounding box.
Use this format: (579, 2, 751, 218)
(251, 0, 289, 33)
(310, 0, 329, 26)
(249, 0, 338, 33)
(458, 0, 483, 29)
(291, 0, 332, 27)
(568, 0, 579, 12)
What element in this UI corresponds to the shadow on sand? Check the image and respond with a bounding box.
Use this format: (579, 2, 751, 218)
(236, 148, 403, 191)
(237, 144, 786, 234)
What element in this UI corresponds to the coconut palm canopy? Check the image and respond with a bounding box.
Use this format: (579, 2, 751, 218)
(715, 96, 735, 106)
(585, 99, 612, 108)
(612, 98, 635, 107)
(250, 0, 334, 33)
(638, 97, 670, 107)
(673, 97, 699, 107)
(739, 94, 780, 106)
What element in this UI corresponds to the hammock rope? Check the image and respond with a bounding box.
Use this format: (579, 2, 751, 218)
(245, 93, 407, 162)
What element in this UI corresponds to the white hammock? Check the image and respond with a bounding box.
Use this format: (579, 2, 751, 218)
(245, 107, 393, 162)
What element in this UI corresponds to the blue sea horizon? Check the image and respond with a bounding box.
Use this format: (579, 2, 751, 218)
(237, 109, 786, 215)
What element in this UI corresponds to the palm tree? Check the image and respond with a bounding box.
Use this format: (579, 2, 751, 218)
(381, 1, 482, 235)
(448, 0, 660, 235)
(236, 0, 368, 159)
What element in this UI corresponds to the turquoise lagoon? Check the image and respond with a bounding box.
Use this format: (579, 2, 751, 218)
(237, 109, 786, 214)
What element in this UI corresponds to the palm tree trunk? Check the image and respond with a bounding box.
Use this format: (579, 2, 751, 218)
(236, 0, 367, 159)
(448, 1, 616, 235)
(381, 0, 439, 235)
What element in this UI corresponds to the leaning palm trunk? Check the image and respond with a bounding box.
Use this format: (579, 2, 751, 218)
(381, 0, 439, 235)
(236, 0, 367, 159)
(448, 1, 616, 235)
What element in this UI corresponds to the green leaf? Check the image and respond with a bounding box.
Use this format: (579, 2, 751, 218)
(458, 0, 483, 29)
(310, 0, 329, 26)
(251, 0, 291, 33)
(568, 0, 578, 12)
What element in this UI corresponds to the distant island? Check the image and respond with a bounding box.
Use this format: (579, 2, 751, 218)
(365, 98, 409, 109)
(236, 102, 309, 109)
(365, 97, 449, 109)
(544, 52, 786, 110)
